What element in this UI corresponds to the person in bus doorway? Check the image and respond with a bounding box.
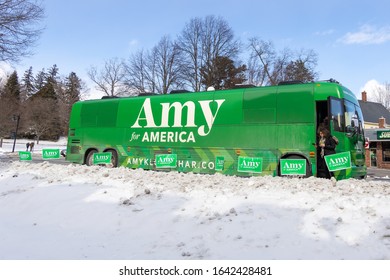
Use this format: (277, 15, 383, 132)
(316, 128, 336, 179)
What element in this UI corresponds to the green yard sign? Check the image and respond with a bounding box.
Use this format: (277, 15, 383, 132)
(155, 154, 177, 168)
(215, 156, 225, 171)
(280, 159, 306, 175)
(42, 149, 60, 159)
(19, 151, 32, 161)
(324, 152, 352, 172)
(237, 156, 262, 173)
(93, 152, 112, 165)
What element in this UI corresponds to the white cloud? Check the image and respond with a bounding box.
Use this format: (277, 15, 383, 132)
(315, 29, 335, 36)
(128, 39, 139, 49)
(84, 87, 104, 100)
(360, 79, 386, 99)
(339, 24, 390, 45)
(0, 62, 14, 83)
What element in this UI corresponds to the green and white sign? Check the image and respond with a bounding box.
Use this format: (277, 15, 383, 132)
(93, 152, 112, 165)
(155, 154, 177, 168)
(280, 159, 306, 175)
(237, 156, 262, 173)
(215, 156, 225, 171)
(377, 130, 390, 140)
(19, 151, 32, 161)
(324, 151, 352, 172)
(42, 149, 60, 159)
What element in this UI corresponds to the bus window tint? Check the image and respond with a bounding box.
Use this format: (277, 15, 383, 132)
(345, 100, 358, 133)
(355, 105, 364, 135)
(330, 98, 344, 132)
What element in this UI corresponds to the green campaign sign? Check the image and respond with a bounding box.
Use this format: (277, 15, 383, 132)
(280, 159, 306, 175)
(93, 152, 112, 165)
(237, 156, 262, 173)
(19, 151, 32, 161)
(215, 156, 225, 171)
(324, 151, 352, 172)
(42, 149, 60, 159)
(155, 154, 177, 168)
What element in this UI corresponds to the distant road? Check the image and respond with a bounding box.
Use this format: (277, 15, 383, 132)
(0, 153, 69, 165)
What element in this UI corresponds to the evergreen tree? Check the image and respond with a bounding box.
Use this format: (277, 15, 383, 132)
(200, 56, 246, 89)
(34, 68, 46, 91)
(26, 78, 59, 141)
(22, 66, 36, 99)
(3, 71, 21, 102)
(0, 71, 21, 137)
(64, 72, 82, 104)
(283, 59, 316, 82)
(34, 81, 57, 99)
(58, 72, 82, 135)
(48, 64, 59, 80)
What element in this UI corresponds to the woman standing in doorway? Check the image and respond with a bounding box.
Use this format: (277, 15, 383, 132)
(316, 128, 336, 179)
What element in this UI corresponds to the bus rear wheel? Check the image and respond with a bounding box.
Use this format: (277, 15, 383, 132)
(278, 154, 312, 178)
(104, 149, 118, 168)
(85, 149, 97, 166)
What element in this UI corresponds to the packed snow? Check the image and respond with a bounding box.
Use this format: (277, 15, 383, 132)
(0, 139, 390, 260)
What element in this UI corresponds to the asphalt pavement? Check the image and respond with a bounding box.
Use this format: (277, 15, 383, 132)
(367, 167, 390, 180)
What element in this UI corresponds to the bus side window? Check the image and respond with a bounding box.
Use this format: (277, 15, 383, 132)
(330, 98, 344, 132)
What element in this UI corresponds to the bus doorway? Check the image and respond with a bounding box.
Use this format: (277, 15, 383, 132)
(315, 101, 330, 177)
(316, 101, 329, 133)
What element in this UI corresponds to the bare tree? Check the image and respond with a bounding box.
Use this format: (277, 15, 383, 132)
(370, 82, 390, 110)
(247, 38, 276, 85)
(177, 17, 203, 92)
(283, 49, 318, 82)
(152, 35, 181, 94)
(87, 58, 128, 96)
(124, 36, 182, 94)
(0, 0, 45, 63)
(247, 37, 318, 85)
(124, 49, 150, 94)
(23, 96, 59, 143)
(177, 15, 240, 91)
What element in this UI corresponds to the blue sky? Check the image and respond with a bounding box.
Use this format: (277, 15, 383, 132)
(2, 0, 390, 99)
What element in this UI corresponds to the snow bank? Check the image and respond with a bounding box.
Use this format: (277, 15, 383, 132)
(1, 160, 390, 259)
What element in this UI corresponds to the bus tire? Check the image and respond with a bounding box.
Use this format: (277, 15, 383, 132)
(85, 149, 97, 166)
(278, 154, 312, 178)
(104, 149, 118, 168)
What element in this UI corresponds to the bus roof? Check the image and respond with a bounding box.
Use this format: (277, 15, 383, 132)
(81, 80, 359, 105)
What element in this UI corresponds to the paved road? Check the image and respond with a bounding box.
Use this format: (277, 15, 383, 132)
(0, 153, 68, 165)
(367, 167, 390, 180)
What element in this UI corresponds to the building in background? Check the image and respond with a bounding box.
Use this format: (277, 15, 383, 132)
(359, 91, 390, 168)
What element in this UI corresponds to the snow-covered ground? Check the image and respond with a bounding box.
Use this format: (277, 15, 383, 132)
(0, 139, 390, 260)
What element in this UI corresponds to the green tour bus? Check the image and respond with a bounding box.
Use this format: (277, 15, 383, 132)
(65, 80, 366, 180)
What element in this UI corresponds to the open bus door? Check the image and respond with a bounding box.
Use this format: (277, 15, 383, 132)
(327, 97, 366, 178)
(315, 97, 343, 178)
